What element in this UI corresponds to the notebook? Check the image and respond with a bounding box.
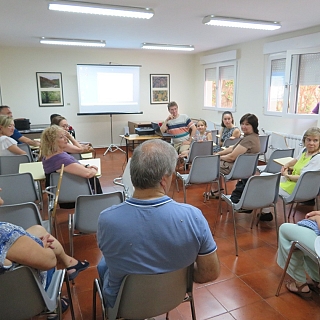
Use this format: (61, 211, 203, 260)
(151, 122, 173, 138)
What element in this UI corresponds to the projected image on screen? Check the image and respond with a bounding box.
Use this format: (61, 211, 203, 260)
(77, 64, 140, 114)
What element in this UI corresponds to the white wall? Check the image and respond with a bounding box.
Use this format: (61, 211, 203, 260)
(0, 46, 195, 147)
(193, 25, 320, 134)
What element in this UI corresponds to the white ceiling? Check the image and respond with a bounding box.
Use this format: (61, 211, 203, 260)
(1, 0, 320, 53)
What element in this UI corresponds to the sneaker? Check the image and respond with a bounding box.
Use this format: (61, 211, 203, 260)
(238, 209, 253, 213)
(259, 212, 273, 222)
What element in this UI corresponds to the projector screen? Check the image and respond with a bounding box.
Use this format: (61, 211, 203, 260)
(77, 64, 141, 114)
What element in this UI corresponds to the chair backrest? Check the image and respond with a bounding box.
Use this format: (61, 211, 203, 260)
(210, 129, 219, 144)
(0, 173, 38, 204)
(237, 173, 281, 210)
(0, 154, 30, 175)
(287, 170, 320, 203)
(113, 158, 134, 199)
(70, 153, 82, 160)
(187, 155, 220, 184)
(109, 265, 193, 320)
(258, 135, 270, 155)
(74, 192, 124, 233)
(186, 141, 213, 163)
(17, 143, 34, 161)
(0, 202, 44, 230)
(0, 265, 61, 320)
(263, 148, 295, 173)
(222, 137, 241, 148)
(50, 171, 92, 204)
(225, 153, 259, 180)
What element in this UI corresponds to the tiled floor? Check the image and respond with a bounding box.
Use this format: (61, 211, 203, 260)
(52, 148, 320, 320)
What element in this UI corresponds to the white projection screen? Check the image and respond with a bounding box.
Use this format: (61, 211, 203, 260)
(77, 64, 141, 114)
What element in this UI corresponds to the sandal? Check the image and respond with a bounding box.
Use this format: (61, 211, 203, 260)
(203, 189, 224, 198)
(47, 297, 69, 320)
(67, 260, 89, 281)
(285, 281, 312, 300)
(307, 279, 320, 295)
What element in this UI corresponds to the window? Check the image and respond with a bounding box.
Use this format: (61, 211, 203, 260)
(266, 48, 320, 115)
(204, 61, 237, 111)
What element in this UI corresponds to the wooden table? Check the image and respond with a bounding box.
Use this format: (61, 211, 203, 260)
(120, 134, 162, 161)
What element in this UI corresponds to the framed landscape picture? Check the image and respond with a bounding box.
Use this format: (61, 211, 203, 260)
(150, 74, 170, 104)
(36, 72, 64, 107)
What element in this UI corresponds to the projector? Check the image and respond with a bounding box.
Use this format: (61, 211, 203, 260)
(135, 127, 155, 136)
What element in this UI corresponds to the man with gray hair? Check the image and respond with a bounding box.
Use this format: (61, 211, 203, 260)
(97, 139, 220, 307)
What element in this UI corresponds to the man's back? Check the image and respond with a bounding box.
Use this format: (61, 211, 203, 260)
(97, 195, 216, 307)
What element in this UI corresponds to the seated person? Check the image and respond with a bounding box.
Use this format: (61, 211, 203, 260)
(278, 210, 320, 299)
(0, 106, 40, 147)
(160, 101, 196, 156)
(97, 139, 220, 307)
(213, 111, 241, 153)
(0, 115, 27, 156)
(0, 221, 89, 314)
(51, 116, 94, 156)
(260, 127, 320, 221)
(179, 119, 213, 158)
(206, 113, 260, 198)
(41, 125, 102, 201)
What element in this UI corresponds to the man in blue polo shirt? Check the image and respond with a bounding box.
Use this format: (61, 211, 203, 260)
(97, 139, 220, 308)
(0, 106, 40, 147)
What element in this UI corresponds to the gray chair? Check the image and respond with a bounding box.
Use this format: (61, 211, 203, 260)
(220, 173, 281, 256)
(0, 172, 38, 205)
(93, 264, 196, 320)
(279, 170, 320, 221)
(210, 129, 219, 144)
(113, 158, 134, 199)
(258, 135, 270, 163)
(0, 266, 74, 320)
(69, 192, 124, 256)
(176, 155, 220, 205)
(220, 153, 259, 195)
(183, 140, 213, 171)
(0, 201, 50, 232)
(275, 240, 320, 297)
(257, 148, 295, 173)
(70, 153, 82, 160)
(0, 154, 30, 174)
(222, 137, 241, 148)
(18, 143, 37, 162)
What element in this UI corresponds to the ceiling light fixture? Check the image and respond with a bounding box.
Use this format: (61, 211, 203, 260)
(40, 37, 106, 47)
(142, 43, 194, 52)
(202, 15, 281, 31)
(48, 1, 154, 19)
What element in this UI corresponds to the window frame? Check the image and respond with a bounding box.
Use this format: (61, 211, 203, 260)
(265, 47, 320, 118)
(203, 60, 237, 112)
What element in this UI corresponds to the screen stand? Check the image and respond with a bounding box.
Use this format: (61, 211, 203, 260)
(104, 114, 126, 155)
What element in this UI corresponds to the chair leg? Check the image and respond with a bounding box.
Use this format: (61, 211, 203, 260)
(231, 207, 239, 256)
(275, 241, 297, 296)
(183, 182, 187, 203)
(64, 272, 75, 320)
(282, 200, 288, 223)
(288, 203, 294, 219)
(274, 205, 279, 245)
(189, 297, 197, 320)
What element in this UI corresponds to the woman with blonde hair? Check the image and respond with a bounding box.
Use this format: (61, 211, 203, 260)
(51, 115, 94, 155)
(0, 115, 27, 156)
(41, 125, 102, 198)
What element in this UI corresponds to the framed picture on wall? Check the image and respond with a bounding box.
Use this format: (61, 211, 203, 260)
(150, 74, 170, 104)
(36, 72, 64, 107)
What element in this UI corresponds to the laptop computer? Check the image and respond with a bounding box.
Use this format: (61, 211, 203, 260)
(151, 122, 173, 138)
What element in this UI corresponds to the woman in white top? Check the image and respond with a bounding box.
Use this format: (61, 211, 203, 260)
(0, 115, 26, 156)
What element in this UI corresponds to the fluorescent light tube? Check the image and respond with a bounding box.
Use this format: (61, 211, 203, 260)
(40, 37, 106, 47)
(48, 1, 154, 19)
(202, 15, 281, 31)
(142, 43, 194, 51)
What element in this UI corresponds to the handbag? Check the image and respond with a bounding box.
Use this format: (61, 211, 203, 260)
(297, 219, 320, 236)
